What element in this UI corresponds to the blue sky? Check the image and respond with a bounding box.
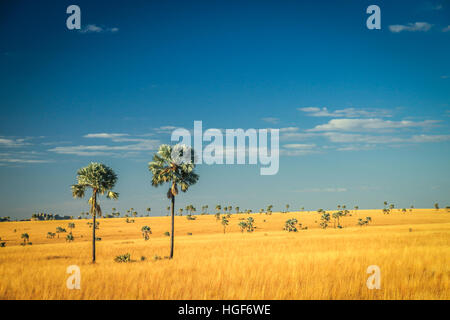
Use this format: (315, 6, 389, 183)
(0, 0, 449, 219)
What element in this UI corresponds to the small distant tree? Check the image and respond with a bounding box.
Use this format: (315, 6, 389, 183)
(66, 233, 74, 242)
(332, 211, 342, 228)
(238, 221, 247, 233)
(284, 218, 298, 232)
(141, 226, 152, 240)
(246, 217, 255, 232)
(215, 212, 221, 221)
(56, 227, 67, 238)
(47, 232, 56, 239)
(357, 217, 372, 227)
(21, 233, 30, 245)
(383, 201, 391, 214)
(235, 207, 240, 214)
(434, 203, 439, 210)
(221, 216, 229, 234)
(319, 213, 330, 229)
(68, 222, 75, 233)
(285, 204, 290, 213)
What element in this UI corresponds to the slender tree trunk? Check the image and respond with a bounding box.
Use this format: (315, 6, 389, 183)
(92, 189, 97, 263)
(170, 195, 175, 259)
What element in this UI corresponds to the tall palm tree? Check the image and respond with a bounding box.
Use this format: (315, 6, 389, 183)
(71, 162, 118, 263)
(148, 144, 199, 259)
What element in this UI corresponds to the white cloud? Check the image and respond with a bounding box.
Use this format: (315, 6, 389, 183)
(84, 133, 129, 139)
(283, 143, 316, 149)
(308, 118, 439, 132)
(153, 126, 179, 134)
(261, 117, 280, 124)
(0, 138, 28, 147)
(80, 24, 119, 34)
(336, 145, 375, 151)
(298, 107, 391, 118)
(296, 187, 347, 193)
(442, 25, 450, 32)
(410, 134, 450, 142)
(0, 158, 51, 164)
(322, 132, 405, 144)
(279, 127, 300, 133)
(389, 22, 432, 33)
(48, 138, 160, 157)
(280, 143, 320, 156)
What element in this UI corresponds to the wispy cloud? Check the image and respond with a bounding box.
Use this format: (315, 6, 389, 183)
(84, 133, 128, 139)
(261, 117, 280, 124)
(410, 134, 450, 142)
(0, 137, 31, 147)
(442, 25, 450, 32)
(322, 132, 405, 144)
(0, 151, 53, 166)
(307, 118, 439, 132)
(0, 158, 51, 164)
(298, 107, 391, 118)
(389, 22, 433, 33)
(80, 24, 119, 34)
(49, 138, 160, 157)
(295, 187, 347, 193)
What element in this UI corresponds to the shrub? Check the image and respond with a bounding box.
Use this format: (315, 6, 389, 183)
(357, 217, 372, 226)
(140, 256, 146, 261)
(319, 213, 330, 229)
(114, 253, 131, 263)
(153, 255, 162, 261)
(0, 242, 5, 247)
(66, 233, 74, 242)
(141, 226, 152, 240)
(164, 231, 170, 236)
(187, 232, 193, 235)
(284, 219, 298, 232)
(238, 221, 247, 232)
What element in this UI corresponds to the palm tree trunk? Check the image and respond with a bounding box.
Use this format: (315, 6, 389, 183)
(92, 189, 97, 263)
(170, 195, 175, 259)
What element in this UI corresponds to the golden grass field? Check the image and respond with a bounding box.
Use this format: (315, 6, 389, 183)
(0, 208, 449, 300)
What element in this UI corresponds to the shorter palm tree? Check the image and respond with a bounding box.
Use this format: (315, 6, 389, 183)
(71, 162, 119, 263)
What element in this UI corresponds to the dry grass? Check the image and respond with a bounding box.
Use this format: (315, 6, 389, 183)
(0, 208, 449, 299)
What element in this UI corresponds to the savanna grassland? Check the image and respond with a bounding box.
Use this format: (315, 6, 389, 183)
(0, 209, 449, 300)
